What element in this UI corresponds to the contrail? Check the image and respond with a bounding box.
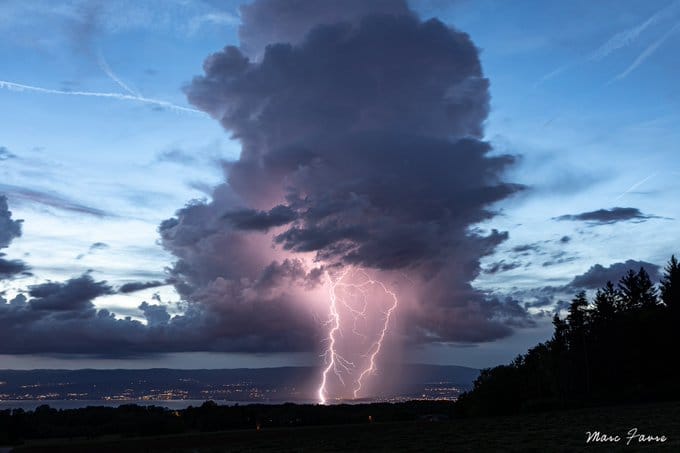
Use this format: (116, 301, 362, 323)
(609, 22, 680, 83)
(97, 52, 140, 97)
(590, 0, 680, 62)
(538, 0, 680, 84)
(536, 63, 573, 85)
(0, 79, 207, 116)
(615, 172, 658, 201)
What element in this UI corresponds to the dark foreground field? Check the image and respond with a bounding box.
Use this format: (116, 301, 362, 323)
(7, 401, 680, 452)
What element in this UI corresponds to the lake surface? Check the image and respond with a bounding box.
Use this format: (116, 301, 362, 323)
(0, 400, 252, 410)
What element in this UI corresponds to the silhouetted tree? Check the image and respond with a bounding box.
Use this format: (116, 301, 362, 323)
(660, 255, 680, 313)
(455, 256, 679, 416)
(618, 267, 658, 309)
(593, 281, 618, 321)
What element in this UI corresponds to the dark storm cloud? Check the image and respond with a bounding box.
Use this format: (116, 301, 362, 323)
(0, 195, 29, 278)
(0, 146, 17, 161)
(0, 266, 316, 354)
(152, 0, 529, 350)
(138, 301, 170, 326)
(0, 183, 110, 217)
(569, 259, 661, 289)
(555, 207, 655, 224)
(223, 205, 297, 231)
(119, 280, 167, 293)
(238, 0, 411, 57)
(0, 195, 23, 248)
(28, 274, 113, 312)
(0, 256, 30, 279)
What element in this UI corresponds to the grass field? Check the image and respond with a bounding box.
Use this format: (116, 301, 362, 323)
(8, 401, 680, 452)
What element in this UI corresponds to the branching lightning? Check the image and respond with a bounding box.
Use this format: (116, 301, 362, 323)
(317, 267, 399, 403)
(318, 269, 354, 405)
(352, 274, 398, 399)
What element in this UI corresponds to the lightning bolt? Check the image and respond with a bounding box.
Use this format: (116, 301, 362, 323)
(352, 272, 398, 399)
(317, 267, 399, 403)
(318, 269, 354, 405)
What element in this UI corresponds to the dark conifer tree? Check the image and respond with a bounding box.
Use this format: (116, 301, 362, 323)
(660, 255, 680, 312)
(593, 281, 618, 321)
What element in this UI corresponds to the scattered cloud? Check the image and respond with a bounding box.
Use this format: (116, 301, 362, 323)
(511, 243, 541, 253)
(28, 274, 113, 312)
(156, 148, 198, 165)
(555, 207, 656, 224)
(89, 242, 109, 251)
(0, 183, 111, 217)
(0, 146, 17, 161)
(485, 260, 522, 274)
(541, 251, 578, 267)
(119, 280, 167, 294)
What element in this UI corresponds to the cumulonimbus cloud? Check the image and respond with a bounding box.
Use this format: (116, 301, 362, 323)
(159, 0, 529, 351)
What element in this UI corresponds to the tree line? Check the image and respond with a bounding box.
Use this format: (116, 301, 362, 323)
(0, 400, 454, 445)
(456, 255, 680, 416)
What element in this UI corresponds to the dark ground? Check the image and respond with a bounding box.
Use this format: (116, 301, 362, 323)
(7, 401, 680, 452)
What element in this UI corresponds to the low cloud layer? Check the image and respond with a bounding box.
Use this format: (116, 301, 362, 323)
(569, 259, 661, 289)
(0, 272, 316, 354)
(555, 207, 655, 224)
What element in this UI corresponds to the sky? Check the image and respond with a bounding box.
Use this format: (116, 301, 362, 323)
(0, 0, 679, 373)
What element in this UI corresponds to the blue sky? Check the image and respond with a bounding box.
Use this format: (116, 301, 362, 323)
(1, 0, 678, 369)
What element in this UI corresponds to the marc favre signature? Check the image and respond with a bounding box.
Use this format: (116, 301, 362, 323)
(586, 428, 667, 446)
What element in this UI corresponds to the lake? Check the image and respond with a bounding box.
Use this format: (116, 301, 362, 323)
(0, 400, 244, 410)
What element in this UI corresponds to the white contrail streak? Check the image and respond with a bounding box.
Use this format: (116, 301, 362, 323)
(0, 79, 207, 116)
(615, 172, 658, 201)
(97, 52, 140, 97)
(609, 22, 680, 83)
(538, 0, 680, 84)
(590, 0, 680, 62)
